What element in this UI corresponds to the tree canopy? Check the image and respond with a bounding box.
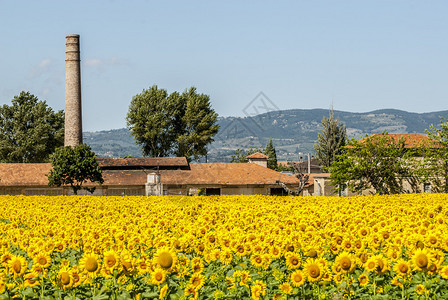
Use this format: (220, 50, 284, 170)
(329, 133, 415, 195)
(417, 117, 448, 193)
(47, 144, 104, 195)
(314, 107, 346, 172)
(126, 86, 219, 162)
(0, 91, 64, 163)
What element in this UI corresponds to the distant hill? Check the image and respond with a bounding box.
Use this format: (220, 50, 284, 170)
(84, 109, 448, 162)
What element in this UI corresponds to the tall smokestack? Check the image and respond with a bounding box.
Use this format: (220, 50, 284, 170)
(64, 34, 82, 147)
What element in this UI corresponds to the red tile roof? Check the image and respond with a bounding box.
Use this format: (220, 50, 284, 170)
(0, 162, 299, 187)
(97, 157, 189, 168)
(246, 152, 268, 159)
(0, 163, 52, 186)
(355, 134, 437, 148)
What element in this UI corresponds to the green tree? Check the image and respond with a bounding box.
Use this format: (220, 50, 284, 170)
(418, 117, 448, 193)
(175, 87, 219, 161)
(314, 107, 347, 172)
(126, 85, 219, 161)
(47, 144, 104, 195)
(0, 91, 64, 163)
(329, 133, 414, 195)
(264, 139, 278, 170)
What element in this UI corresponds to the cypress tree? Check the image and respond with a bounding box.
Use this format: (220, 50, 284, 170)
(314, 107, 347, 172)
(265, 139, 278, 170)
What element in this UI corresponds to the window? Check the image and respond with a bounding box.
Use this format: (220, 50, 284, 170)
(270, 188, 288, 196)
(424, 183, 432, 193)
(205, 188, 221, 196)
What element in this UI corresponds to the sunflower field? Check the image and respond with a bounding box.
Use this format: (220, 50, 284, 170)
(1, 194, 448, 299)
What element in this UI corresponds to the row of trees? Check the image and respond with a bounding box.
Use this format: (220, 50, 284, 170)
(315, 111, 448, 195)
(0, 87, 219, 194)
(2, 89, 447, 195)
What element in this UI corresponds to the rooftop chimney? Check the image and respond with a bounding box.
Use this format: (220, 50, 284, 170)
(64, 34, 82, 147)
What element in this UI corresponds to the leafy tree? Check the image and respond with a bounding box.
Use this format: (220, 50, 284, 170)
(329, 133, 415, 195)
(0, 91, 64, 163)
(264, 139, 278, 170)
(126, 85, 219, 161)
(175, 87, 220, 161)
(417, 118, 448, 193)
(47, 144, 104, 195)
(314, 107, 347, 172)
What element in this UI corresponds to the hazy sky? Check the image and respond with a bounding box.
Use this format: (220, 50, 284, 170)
(1, 0, 447, 131)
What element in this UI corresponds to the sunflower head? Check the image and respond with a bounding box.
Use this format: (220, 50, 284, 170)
(358, 273, 369, 287)
(412, 248, 432, 271)
(150, 268, 166, 285)
(290, 270, 305, 287)
(80, 253, 100, 274)
(103, 250, 120, 270)
(304, 258, 323, 282)
(394, 259, 411, 277)
(155, 248, 177, 271)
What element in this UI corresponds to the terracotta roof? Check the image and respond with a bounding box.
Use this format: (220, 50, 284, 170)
(355, 134, 437, 148)
(0, 162, 299, 187)
(246, 152, 268, 159)
(0, 163, 52, 186)
(97, 157, 189, 169)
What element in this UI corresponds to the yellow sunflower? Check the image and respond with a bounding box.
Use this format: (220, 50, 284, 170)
(8, 255, 27, 277)
(335, 252, 355, 274)
(79, 253, 101, 275)
(250, 254, 264, 268)
(58, 267, 74, 290)
(412, 248, 432, 272)
(285, 252, 301, 270)
(439, 265, 448, 279)
(393, 259, 411, 278)
(304, 258, 324, 282)
(154, 247, 177, 271)
(290, 269, 305, 287)
(415, 284, 427, 295)
(279, 282, 293, 295)
(151, 268, 166, 286)
(250, 280, 266, 300)
(358, 273, 369, 287)
(159, 284, 168, 299)
(103, 249, 120, 270)
(23, 272, 40, 288)
(189, 273, 205, 290)
(33, 252, 51, 269)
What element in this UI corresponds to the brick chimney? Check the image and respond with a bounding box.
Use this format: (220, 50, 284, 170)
(64, 34, 82, 147)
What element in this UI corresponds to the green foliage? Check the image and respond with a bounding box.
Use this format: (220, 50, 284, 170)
(419, 117, 448, 193)
(0, 91, 64, 163)
(329, 133, 414, 195)
(314, 107, 347, 172)
(175, 87, 220, 161)
(126, 85, 219, 162)
(264, 139, 278, 170)
(47, 144, 104, 195)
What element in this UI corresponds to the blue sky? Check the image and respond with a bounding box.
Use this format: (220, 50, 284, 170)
(1, 0, 447, 131)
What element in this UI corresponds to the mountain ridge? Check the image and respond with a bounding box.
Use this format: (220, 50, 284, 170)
(83, 108, 448, 162)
